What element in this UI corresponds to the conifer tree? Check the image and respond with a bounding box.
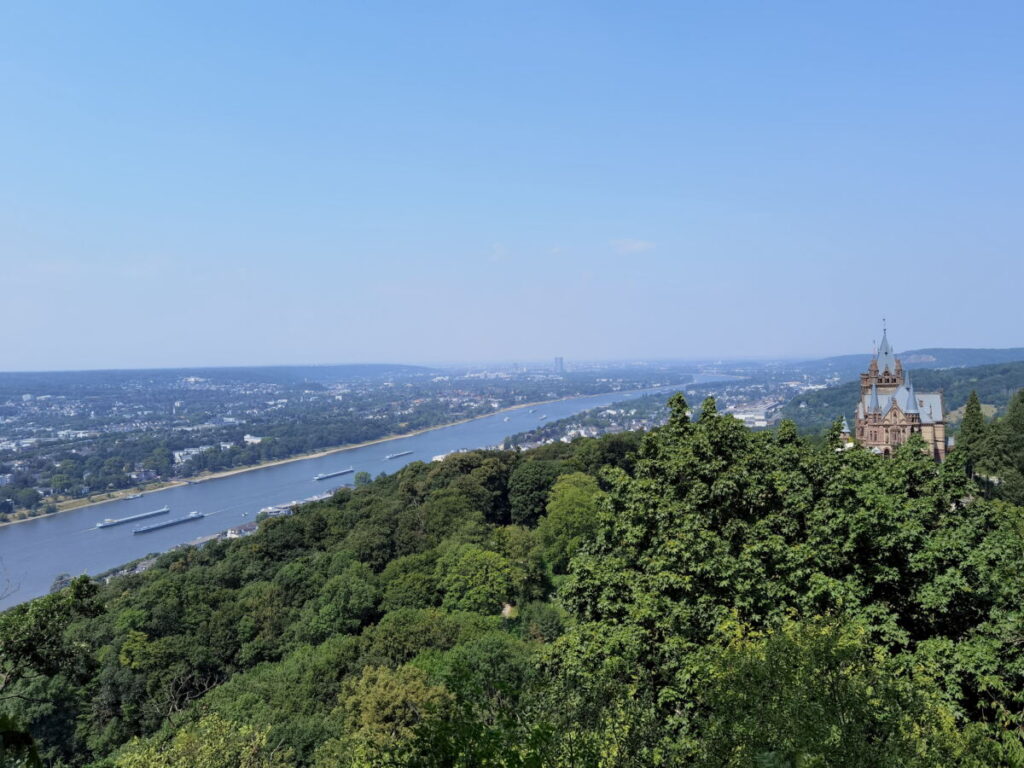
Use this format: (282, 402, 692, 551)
(958, 390, 986, 475)
(1001, 390, 1024, 464)
(994, 390, 1024, 504)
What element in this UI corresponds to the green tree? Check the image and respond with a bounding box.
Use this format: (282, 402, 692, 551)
(693, 618, 978, 767)
(958, 390, 987, 475)
(144, 445, 174, 477)
(0, 576, 100, 696)
(313, 665, 452, 768)
(380, 553, 441, 612)
(0, 577, 100, 766)
(553, 394, 1024, 758)
(508, 461, 562, 526)
(358, 608, 494, 669)
(436, 545, 516, 614)
(0, 714, 42, 768)
(537, 471, 603, 574)
(290, 562, 381, 643)
(12, 488, 40, 511)
(113, 714, 294, 768)
(47, 474, 74, 494)
(996, 391, 1024, 503)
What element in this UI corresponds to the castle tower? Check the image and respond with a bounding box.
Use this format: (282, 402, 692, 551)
(860, 325, 904, 398)
(853, 324, 946, 460)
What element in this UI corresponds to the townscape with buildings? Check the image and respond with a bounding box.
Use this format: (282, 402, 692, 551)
(2, 335, 962, 524)
(504, 371, 836, 449)
(0, 361, 698, 520)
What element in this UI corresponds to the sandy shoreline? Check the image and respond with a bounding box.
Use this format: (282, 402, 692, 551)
(0, 388, 662, 529)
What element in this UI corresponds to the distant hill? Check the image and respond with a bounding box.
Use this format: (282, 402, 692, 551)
(795, 348, 1024, 382)
(781, 360, 1024, 436)
(0, 364, 436, 395)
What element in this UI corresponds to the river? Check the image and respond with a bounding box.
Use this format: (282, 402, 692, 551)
(0, 380, 723, 609)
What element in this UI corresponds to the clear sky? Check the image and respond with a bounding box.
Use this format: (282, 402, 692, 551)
(2, 2, 1023, 371)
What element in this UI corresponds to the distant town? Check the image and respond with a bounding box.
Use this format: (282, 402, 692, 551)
(9, 345, 1018, 524)
(0, 358, 840, 523)
(1, 360, 720, 521)
(504, 368, 836, 449)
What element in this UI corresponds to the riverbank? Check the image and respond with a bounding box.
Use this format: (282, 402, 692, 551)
(0, 386, 680, 529)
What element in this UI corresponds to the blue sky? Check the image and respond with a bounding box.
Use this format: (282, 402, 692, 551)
(2, 2, 1022, 370)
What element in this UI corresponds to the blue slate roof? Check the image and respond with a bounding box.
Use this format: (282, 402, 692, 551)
(903, 373, 919, 414)
(860, 386, 943, 424)
(876, 329, 898, 374)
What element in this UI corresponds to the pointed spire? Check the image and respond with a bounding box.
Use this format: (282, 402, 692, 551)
(869, 382, 880, 413)
(904, 372, 919, 414)
(876, 321, 896, 374)
(840, 416, 851, 434)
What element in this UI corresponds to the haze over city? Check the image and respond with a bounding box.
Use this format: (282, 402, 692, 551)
(3, 2, 1023, 369)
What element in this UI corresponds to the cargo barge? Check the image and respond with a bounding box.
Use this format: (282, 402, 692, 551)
(133, 510, 204, 534)
(96, 506, 171, 529)
(314, 467, 354, 481)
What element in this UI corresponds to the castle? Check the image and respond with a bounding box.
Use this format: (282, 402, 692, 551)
(845, 327, 947, 460)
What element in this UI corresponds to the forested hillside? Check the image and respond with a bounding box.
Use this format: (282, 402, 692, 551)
(781, 360, 1024, 436)
(793, 347, 1024, 382)
(3, 395, 1024, 766)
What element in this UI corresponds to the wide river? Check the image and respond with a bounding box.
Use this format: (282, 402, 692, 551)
(0, 381, 721, 609)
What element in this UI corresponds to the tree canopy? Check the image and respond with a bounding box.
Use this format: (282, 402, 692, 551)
(3, 394, 1024, 766)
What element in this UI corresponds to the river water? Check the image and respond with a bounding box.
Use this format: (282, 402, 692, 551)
(0, 382, 719, 609)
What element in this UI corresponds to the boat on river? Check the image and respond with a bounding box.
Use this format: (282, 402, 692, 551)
(314, 467, 354, 481)
(385, 450, 413, 460)
(133, 510, 204, 534)
(97, 506, 170, 529)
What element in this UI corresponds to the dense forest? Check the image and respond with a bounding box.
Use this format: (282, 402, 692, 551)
(957, 389, 1024, 507)
(780, 360, 1024, 436)
(4, 393, 1024, 766)
(791, 347, 1024, 382)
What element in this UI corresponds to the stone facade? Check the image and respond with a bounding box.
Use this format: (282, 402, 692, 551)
(852, 328, 947, 460)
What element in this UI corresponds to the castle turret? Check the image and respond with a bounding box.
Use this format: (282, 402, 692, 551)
(853, 324, 945, 460)
(860, 324, 904, 395)
(877, 328, 897, 374)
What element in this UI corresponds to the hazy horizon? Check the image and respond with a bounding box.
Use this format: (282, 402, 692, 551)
(3, 3, 1023, 371)
(7, 343, 1024, 376)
